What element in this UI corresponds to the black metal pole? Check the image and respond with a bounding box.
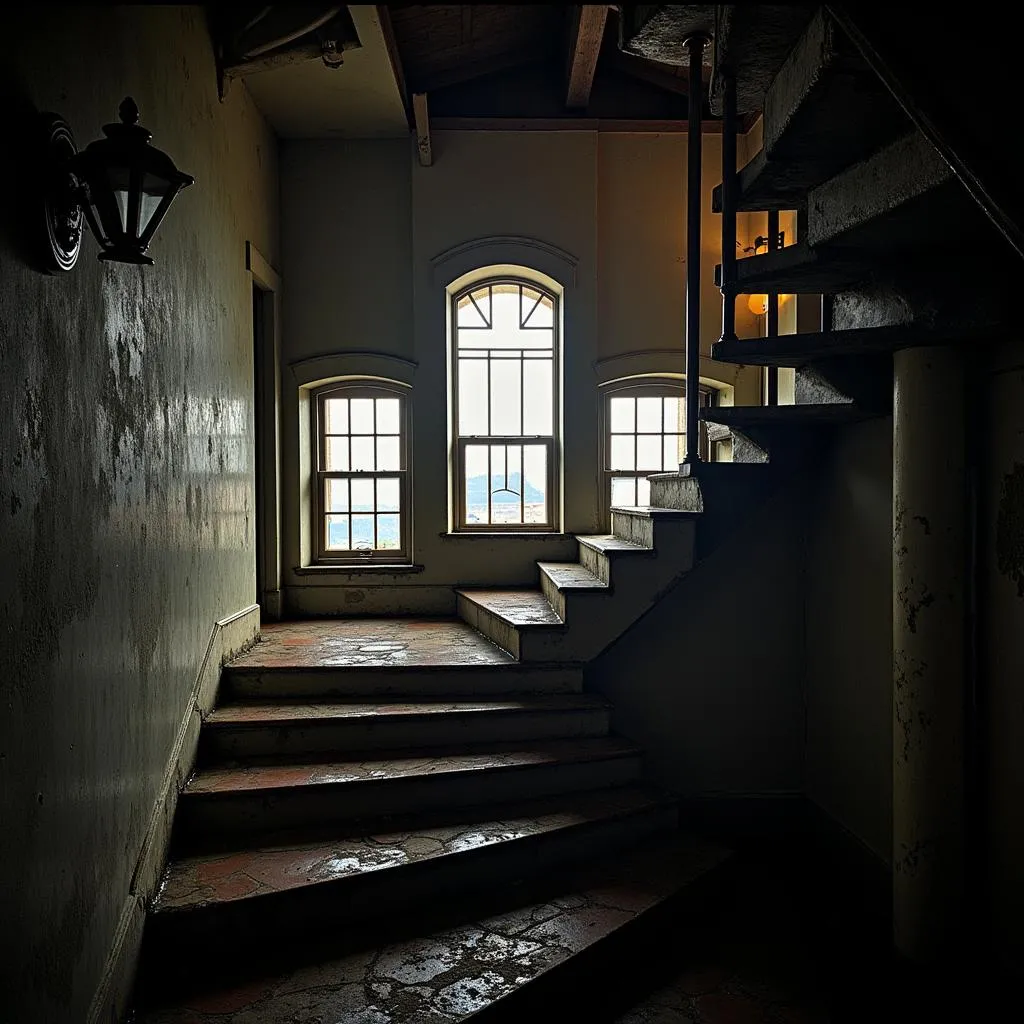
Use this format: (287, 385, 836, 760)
(683, 33, 709, 468)
(766, 209, 780, 406)
(719, 70, 738, 345)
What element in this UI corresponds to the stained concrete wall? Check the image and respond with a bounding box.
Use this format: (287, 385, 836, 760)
(279, 128, 764, 614)
(589, 482, 808, 798)
(982, 339, 1024, 976)
(804, 419, 894, 862)
(0, 7, 278, 1020)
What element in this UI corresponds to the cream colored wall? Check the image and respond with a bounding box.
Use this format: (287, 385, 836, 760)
(280, 128, 761, 612)
(0, 7, 279, 1020)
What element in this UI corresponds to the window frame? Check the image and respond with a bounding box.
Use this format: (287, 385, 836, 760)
(601, 378, 714, 516)
(450, 276, 560, 533)
(312, 381, 411, 565)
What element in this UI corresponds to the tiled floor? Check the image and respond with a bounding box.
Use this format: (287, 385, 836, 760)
(229, 619, 514, 669)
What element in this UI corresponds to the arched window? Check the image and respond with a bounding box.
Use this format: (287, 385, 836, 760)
(602, 378, 712, 510)
(451, 277, 559, 530)
(312, 381, 409, 563)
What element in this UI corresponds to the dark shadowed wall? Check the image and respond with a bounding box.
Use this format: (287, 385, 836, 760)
(0, 7, 278, 1020)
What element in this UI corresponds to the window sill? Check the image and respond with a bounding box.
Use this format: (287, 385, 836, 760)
(440, 531, 569, 540)
(294, 563, 425, 575)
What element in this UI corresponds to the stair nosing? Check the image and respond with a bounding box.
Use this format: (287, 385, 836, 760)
(153, 785, 674, 916)
(184, 739, 643, 798)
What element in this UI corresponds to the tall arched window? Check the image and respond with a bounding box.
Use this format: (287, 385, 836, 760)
(451, 277, 559, 530)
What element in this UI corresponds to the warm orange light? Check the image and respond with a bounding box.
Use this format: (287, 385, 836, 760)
(747, 293, 768, 315)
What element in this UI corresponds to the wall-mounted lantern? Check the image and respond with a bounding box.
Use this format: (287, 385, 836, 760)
(40, 97, 194, 272)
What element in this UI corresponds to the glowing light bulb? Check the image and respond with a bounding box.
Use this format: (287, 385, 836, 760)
(747, 294, 768, 315)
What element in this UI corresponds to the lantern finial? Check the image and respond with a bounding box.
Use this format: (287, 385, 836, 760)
(118, 97, 140, 126)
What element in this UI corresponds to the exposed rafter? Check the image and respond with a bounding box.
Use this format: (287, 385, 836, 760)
(413, 93, 432, 166)
(566, 6, 609, 109)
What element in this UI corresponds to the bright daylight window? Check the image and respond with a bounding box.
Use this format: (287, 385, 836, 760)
(313, 383, 409, 563)
(604, 380, 710, 510)
(452, 278, 558, 530)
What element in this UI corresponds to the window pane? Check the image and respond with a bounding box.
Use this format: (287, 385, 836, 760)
(523, 358, 553, 435)
(464, 444, 489, 524)
(326, 514, 349, 550)
(351, 514, 374, 550)
(376, 436, 400, 471)
(610, 476, 636, 508)
(457, 287, 490, 328)
(351, 436, 375, 472)
(325, 398, 348, 435)
(610, 435, 635, 471)
(637, 396, 661, 432)
(460, 289, 553, 350)
(663, 434, 683, 471)
(377, 477, 401, 512)
(326, 478, 349, 513)
(376, 398, 400, 434)
(350, 398, 374, 434)
(523, 445, 547, 524)
(491, 445, 522, 524)
(521, 287, 554, 328)
(458, 357, 488, 434)
(325, 437, 349, 472)
(663, 396, 682, 433)
(351, 478, 375, 512)
(637, 435, 662, 472)
(490, 358, 522, 435)
(637, 478, 651, 506)
(377, 514, 401, 550)
(610, 397, 634, 433)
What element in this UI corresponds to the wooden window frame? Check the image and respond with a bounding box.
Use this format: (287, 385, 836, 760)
(451, 277, 560, 532)
(601, 378, 714, 516)
(312, 381, 411, 565)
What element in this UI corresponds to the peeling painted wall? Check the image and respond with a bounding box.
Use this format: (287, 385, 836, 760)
(588, 482, 807, 798)
(804, 419, 894, 863)
(0, 7, 278, 1020)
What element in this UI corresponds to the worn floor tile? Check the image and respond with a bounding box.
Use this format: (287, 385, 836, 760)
(229, 619, 514, 669)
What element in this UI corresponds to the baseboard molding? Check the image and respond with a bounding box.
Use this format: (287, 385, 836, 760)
(86, 603, 260, 1024)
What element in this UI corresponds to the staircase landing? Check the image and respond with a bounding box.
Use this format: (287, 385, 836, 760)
(230, 617, 514, 668)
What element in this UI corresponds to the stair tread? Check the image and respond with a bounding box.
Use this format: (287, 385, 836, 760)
(153, 785, 671, 913)
(227, 618, 516, 672)
(712, 322, 973, 366)
(717, 241, 867, 295)
(700, 403, 872, 427)
(137, 830, 730, 1022)
(185, 737, 641, 795)
(537, 562, 607, 591)
(576, 534, 651, 554)
(456, 588, 564, 628)
(207, 694, 611, 726)
(610, 505, 699, 518)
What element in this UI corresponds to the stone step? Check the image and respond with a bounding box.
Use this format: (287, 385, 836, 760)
(712, 8, 910, 212)
(456, 589, 565, 661)
(144, 786, 677, 962)
(716, 240, 867, 296)
(712, 322, 961, 366)
(575, 534, 653, 585)
(806, 130, 986, 253)
(536, 562, 607, 622)
(610, 505, 698, 551)
(134, 829, 733, 1020)
(200, 695, 612, 760)
(177, 737, 643, 842)
(700, 403, 873, 429)
(223, 663, 586, 699)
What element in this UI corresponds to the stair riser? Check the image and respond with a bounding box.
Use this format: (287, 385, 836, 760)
(223, 666, 584, 699)
(178, 756, 642, 842)
(578, 544, 612, 584)
(577, 545, 665, 591)
(610, 515, 696, 563)
(457, 593, 523, 658)
(201, 709, 611, 760)
(610, 513, 654, 547)
(648, 477, 703, 512)
(146, 803, 677, 957)
(538, 574, 607, 622)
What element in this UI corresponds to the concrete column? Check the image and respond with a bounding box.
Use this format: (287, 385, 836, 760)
(892, 344, 966, 960)
(982, 340, 1024, 976)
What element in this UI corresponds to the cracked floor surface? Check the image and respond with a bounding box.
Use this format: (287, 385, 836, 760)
(229, 619, 514, 669)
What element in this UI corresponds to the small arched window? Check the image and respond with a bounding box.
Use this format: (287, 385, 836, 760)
(451, 277, 559, 530)
(312, 381, 409, 563)
(602, 378, 712, 511)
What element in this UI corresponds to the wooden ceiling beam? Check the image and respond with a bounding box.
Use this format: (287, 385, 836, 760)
(413, 93, 432, 167)
(566, 6, 609, 109)
(377, 5, 412, 128)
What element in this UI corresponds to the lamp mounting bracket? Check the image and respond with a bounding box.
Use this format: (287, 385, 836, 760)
(39, 114, 84, 273)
